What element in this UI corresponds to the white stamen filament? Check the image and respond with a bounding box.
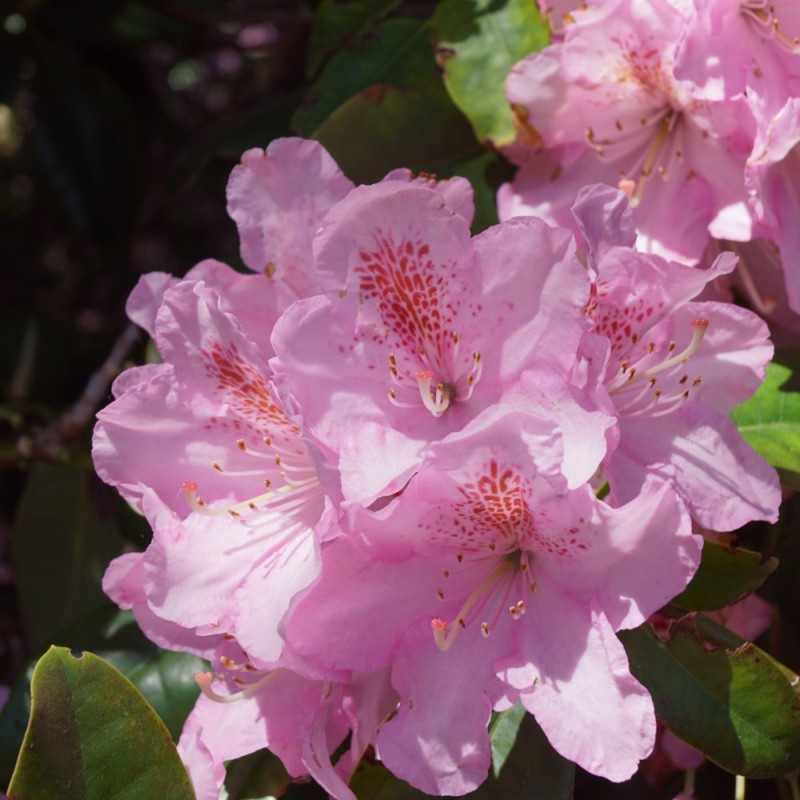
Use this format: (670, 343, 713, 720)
(431, 558, 524, 652)
(416, 370, 451, 417)
(387, 339, 483, 416)
(195, 668, 280, 703)
(182, 476, 321, 518)
(629, 114, 674, 208)
(610, 318, 708, 395)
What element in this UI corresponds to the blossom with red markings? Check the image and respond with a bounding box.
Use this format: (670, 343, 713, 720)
(570, 186, 781, 530)
(500, 0, 755, 262)
(95, 268, 332, 666)
(285, 409, 701, 792)
(270, 180, 593, 503)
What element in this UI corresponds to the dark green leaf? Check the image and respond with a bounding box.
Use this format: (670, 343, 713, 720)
(732, 358, 800, 476)
(306, 0, 402, 77)
(7, 646, 195, 800)
(0, 607, 204, 786)
(11, 463, 125, 649)
(313, 79, 479, 184)
(294, 18, 434, 136)
(669, 540, 778, 612)
(126, 649, 206, 740)
(224, 749, 293, 800)
(621, 620, 800, 778)
(430, 0, 548, 146)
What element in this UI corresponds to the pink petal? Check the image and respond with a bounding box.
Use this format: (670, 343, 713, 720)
(377, 620, 495, 796)
(498, 597, 656, 782)
(226, 137, 353, 299)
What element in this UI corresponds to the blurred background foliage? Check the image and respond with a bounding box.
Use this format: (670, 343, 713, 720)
(1, 1, 799, 798)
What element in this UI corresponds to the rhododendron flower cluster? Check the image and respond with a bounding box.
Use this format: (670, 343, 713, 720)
(507, 0, 800, 321)
(94, 136, 779, 798)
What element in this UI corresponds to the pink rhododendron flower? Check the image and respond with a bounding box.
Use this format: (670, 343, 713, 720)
(571, 186, 781, 530)
(94, 127, 785, 799)
(501, 0, 755, 261)
(95, 270, 333, 665)
(227, 137, 475, 303)
(271, 181, 595, 503)
(287, 410, 701, 792)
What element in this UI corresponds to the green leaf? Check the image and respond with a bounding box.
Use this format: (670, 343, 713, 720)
(0, 607, 203, 786)
(621, 620, 800, 778)
(306, 0, 402, 77)
(125, 649, 206, 740)
(732, 357, 800, 476)
(313, 79, 479, 185)
(488, 702, 525, 776)
(7, 646, 195, 800)
(430, 0, 548, 147)
(11, 464, 125, 649)
(294, 18, 435, 136)
(669, 540, 778, 612)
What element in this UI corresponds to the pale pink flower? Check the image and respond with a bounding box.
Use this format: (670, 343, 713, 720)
(95, 270, 333, 664)
(179, 666, 354, 800)
(501, 0, 755, 261)
(174, 632, 399, 800)
(570, 186, 781, 530)
(270, 181, 594, 504)
(226, 137, 354, 303)
(286, 410, 700, 792)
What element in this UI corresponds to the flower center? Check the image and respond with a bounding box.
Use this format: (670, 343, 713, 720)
(607, 318, 708, 418)
(587, 111, 681, 209)
(386, 336, 483, 417)
(430, 551, 537, 651)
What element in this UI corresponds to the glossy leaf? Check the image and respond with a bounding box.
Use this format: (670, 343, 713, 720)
(621, 619, 800, 778)
(294, 18, 434, 136)
(7, 646, 195, 800)
(430, 0, 548, 147)
(11, 464, 124, 649)
(313, 79, 479, 184)
(732, 358, 800, 476)
(669, 539, 778, 612)
(306, 0, 401, 77)
(0, 607, 203, 785)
